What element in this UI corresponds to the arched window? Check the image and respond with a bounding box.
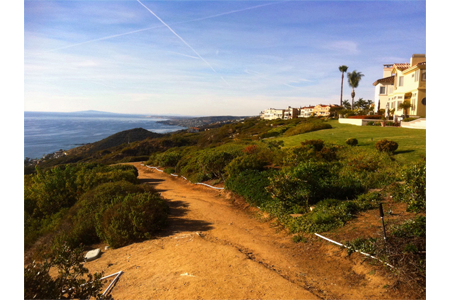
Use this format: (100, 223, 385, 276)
(421, 98, 426, 105)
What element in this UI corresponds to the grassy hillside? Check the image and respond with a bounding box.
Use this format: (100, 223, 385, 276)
(25, 116, 426, 297)
(278, 120, 425, 164)
(30, 118, 425, 171)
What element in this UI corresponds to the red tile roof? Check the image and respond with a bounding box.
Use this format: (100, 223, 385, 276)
(373, 75, 395, 86)
(393, 63, 410, 70)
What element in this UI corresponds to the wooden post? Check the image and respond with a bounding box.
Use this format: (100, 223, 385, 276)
(379, 203, 387, 242)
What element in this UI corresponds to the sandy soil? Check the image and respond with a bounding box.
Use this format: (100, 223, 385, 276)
(84, 162, 409, 299)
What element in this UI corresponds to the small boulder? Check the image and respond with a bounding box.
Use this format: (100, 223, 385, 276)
(85, 249, 101, 262)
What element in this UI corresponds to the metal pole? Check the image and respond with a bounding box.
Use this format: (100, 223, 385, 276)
(379, 203, 387, 242)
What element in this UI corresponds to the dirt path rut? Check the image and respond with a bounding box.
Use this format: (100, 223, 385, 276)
(84, 162, 401, 299)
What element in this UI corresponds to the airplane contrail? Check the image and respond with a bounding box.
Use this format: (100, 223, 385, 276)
(41, 26, 163, 54)
(29, 1, 285, 58)
(183, 1, 286, 24)
(136, 0, 230, 86)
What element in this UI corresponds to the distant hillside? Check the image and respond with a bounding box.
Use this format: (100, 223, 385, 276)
(68, 128, 163, 155)
(157, 116, 252, 128)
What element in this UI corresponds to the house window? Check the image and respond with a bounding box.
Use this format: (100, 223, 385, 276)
(399, 76, 404, 86)
(379, 86, 386, 95)
(421, 71, 426, 81)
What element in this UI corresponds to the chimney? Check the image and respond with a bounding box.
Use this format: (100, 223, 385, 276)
(383, 64, 394, 78)
(410, 54, 426, 66)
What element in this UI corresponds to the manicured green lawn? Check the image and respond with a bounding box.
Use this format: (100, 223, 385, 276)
(279, 120, 426, 164)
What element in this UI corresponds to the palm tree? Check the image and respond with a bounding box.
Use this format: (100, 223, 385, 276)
(339, 65, 348, 107)
(398, 101, 412, 117)
(347, 70, 364, 110)
(342, 99, 351, 110)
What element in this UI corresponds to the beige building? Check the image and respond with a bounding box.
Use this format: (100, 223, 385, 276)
(373, 65, 395, 113)
(314, 104, 339, 117)
(299, 106, 315, 117)
(261, 104, 339, 120)
(260, 108, 286, 120)
(283, 106, 299, 119)
(374, 54, 426, 117)
(260, 106, 298, 120)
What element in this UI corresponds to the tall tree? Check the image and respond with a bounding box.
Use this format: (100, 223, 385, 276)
(347, 70, 364, 110)
(342, 100, 351, 110)
(339, 65, 348, 107)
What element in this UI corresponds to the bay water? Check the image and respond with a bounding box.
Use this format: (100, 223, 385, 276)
(24, 111, 186, 159)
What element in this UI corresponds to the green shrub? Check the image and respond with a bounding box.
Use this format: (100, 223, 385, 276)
(260, 131, 280, 139)
(224, 145, 273, 178)
(288, 198, 370, 233)
(301, 139, 324, 151)
(120, 155, 149, 163)
(225, 169, 274, 207)
(283, 121, 332, 136)
(292, 234, 307, 243)
(346, 154, 380, 172)
(150, 151, 182, 167)
(176, 145, 244, 182)
(402, 117, 419, 122)
(261, 125, 294, 139)
(316, 146, 339, 161)
(282, 142, 339, 166)
(375, 139, 398, 153)
(345, 237, 377, 255)
(25, 243, 107, 299)
(338, 147, 400, 188)
(282, 145, 316, 166)
(345, 138, 358, 146)
(96, 192, 169, 248)
(391, 163, 426, 212)
(266, 162, 364, 210)
(224, 155, 266, 178)
(25, 163, 141, 250)
(164, 167, 176, 174)
(391, 216, 426, 238)
(51, 181, 157, 249)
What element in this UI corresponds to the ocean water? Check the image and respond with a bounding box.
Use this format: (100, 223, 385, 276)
(24, 111, 186, 159)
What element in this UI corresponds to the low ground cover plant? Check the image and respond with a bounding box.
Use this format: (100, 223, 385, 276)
(343, 216, 426, 298)
(390, 162, 426, 212)
(286, 192, 379, 233)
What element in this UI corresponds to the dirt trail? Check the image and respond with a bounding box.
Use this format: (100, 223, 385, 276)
(84, 162, 402, 299)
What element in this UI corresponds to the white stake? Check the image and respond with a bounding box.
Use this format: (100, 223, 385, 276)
(314, 233, 394, 268)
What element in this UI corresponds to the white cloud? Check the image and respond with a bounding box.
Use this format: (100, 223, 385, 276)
(325, 41, 360, 55)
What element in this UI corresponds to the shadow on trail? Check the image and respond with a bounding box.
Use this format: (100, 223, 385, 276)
(158, 200, 214, 237)
(139, 178, 165, 184)
(139, 178, 170, 192)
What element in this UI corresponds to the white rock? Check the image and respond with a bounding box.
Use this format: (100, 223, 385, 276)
(85, 249, 101, 262)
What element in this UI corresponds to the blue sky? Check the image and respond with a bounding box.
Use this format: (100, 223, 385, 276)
(23, 0, 426, 116)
